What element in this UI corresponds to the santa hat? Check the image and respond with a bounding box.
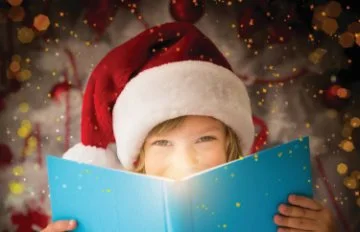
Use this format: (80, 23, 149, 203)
(63, 22, 255, 170)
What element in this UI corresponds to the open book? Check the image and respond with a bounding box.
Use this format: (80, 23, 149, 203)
(47, 137, 313, 232)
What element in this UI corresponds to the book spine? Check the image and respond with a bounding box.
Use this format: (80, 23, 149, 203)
(162, 181, 192, 232)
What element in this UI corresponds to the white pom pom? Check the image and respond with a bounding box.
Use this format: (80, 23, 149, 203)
(62, 143, 124, 170)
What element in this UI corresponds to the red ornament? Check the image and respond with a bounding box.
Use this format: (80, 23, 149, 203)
(49, 82, 72, 102)
(0, 143, 13, 167)
(250, 116, 268, 153)
(323, 84, 351, 110)
(11, 208, 49, 232)
(169, 0, 205, 24)
(84, 0, 119, 36)
(267, 22, 294, 44)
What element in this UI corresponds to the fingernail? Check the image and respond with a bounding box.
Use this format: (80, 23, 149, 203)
(68, 220, 76, 228)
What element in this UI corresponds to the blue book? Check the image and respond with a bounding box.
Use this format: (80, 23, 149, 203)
(47, 137, 313, 232)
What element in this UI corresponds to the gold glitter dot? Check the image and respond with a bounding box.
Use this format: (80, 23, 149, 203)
(337, 163, 348, 175)
(19, 102, 29, 113)
(350, 117, 360, 128)
(56, 136, 63, 141)
(235, 202, 241, 207)
(343, 176, 358, 190)
(8, 181, 24, 195)
(222, 224, 227, 228)
(305, 122, 311, 128)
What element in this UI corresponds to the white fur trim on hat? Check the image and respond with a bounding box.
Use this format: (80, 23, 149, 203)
(113, 60, 255, 170)
(62, 143, 123, 169)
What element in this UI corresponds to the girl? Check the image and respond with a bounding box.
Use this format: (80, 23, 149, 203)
(42, 22, 336, 232)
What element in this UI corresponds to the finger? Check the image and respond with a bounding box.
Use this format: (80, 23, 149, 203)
(273, 215, 320, 231)
(278, 204, 321, 220)
(42, 220, 77, 232)
(277, 228, 309, 232)
(288, 195, 323, 211)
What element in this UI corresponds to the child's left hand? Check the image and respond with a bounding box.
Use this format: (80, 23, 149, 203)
(274, 194, 337, 232)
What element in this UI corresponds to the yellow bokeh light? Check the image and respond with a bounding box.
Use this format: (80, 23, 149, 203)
(343, 176, 358, 190)
(340, 140, 355, 152)
(9, 61, 20, 73)
(321, 18, 338, 35)
(17, 69, 32, 82)
(7, 0, 23, 6)
(12, 54, 21, 62)
(33, 14, 50, 31)
(21, 120, 32, 130)
(17, 27, 35, 44)
(336, 87, 350, 99)
(235, 202, 241, 207)
(337, 163, 348, 175)
(324, 1, 342, 18)
(356, 33, 360, 46)
(338, 32, 355, 48)
(8, 6, 25, 22)
(308, 48, 327, 64)
(19, 102, 29, 113)
(8, 181, 24, 195)
(348, 22, 360, 33)
(351, 170, 360, 180)
(357, 198, 360, 207)
(28, 136, 38, 148)
(17, 126, 30, 138)
(12, 166, 24, 176)
(350, 117, 360, 128)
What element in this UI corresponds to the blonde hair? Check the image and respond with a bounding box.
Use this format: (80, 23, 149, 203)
(133, 116, 242, 173)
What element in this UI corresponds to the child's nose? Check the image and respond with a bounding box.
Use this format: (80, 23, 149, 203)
(174, 145, 199, 167)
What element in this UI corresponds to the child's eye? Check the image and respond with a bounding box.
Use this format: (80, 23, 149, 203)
(152, 140, 172, 146)
(196, 136, 216, 143)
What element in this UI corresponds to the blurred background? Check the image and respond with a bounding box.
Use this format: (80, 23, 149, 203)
(0, 0, 359, 231)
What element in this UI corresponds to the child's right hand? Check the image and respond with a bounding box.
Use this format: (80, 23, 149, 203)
(41, 220, 77, 232)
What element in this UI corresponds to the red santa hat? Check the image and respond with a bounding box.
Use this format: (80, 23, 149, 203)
(63, 22, 255, 170)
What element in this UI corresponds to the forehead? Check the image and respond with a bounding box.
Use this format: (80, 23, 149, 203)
(153, 116, 225, 137)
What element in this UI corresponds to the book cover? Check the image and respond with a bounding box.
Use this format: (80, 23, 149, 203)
(47, 137, 313, 232)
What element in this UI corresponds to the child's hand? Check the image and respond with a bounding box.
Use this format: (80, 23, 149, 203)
(41, 220, 77, 232)
(274, 195, 336, 232)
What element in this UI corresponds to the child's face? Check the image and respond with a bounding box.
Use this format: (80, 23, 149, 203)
(143, 116, 227, 180)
